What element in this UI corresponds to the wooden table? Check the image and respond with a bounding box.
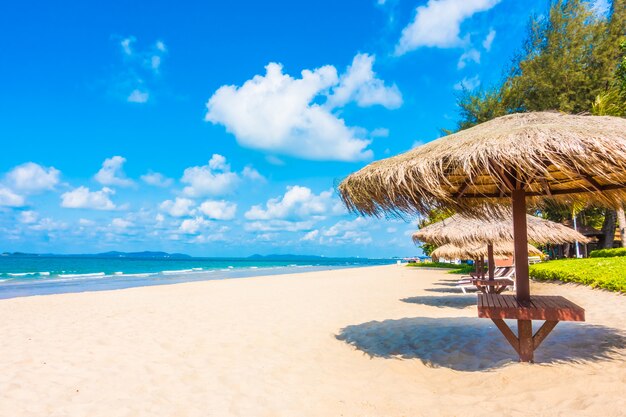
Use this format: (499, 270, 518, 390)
(477, 294, 585, 361)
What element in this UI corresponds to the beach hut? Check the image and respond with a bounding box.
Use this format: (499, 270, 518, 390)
(339, 111, 626, 362)
(414, 213, 589, 280)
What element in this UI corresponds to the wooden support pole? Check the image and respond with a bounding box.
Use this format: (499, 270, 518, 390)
(487, 243, 495, 280)
(518, 319, 534, 362)
(512, 188, 530, 303)
(533, 320, 558, 350)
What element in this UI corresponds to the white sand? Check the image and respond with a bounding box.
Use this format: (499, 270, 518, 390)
(0, 265, 624, 417)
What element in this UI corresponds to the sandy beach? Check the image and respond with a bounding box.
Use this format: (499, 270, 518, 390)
(0, 265, 624, 417)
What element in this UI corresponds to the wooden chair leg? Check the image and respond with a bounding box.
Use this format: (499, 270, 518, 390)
(491, 319, 520, 355)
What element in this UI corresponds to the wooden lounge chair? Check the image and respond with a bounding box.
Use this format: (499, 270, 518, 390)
(457, 266, 515, 293)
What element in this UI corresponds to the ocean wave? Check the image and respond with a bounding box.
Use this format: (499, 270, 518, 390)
(192, 267, 203, 271)
(114, 271, 124, 275)
(8, 272, 38, 277)
(161, 269, 194, 275)
(58, 272, 106, 278)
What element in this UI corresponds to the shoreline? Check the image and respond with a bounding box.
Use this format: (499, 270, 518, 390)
(0, 262, 393, 300)
(1, 265, 624, 416)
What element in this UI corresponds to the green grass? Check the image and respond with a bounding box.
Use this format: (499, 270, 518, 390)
(589, 247, 626, 258)
(529, 257, 626, 293)
(406, 262, 477, 275)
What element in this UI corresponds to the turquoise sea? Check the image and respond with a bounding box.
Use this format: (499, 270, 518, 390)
(0, 256, 394, 299)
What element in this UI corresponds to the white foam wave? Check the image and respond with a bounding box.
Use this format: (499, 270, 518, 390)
(58, 272, 106, 278)
(161, 269, 194, 275)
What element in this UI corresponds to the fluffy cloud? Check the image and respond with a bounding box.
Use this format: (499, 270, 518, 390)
(454, 75, 481, 91)
(95, 156, 134, 187)
(301, 229, 319, 241)
(60, 187, 117, 210)
(242, 166, 266, 182)
(198, 200, 237, 220)
(111, 218, 133, 229)
(482, 29, 496, 51)
(245, 186, 344, 221)
(5, 162, 60, 193)
(28, 217, 68, 232)
(141, 171, 173, 187)
(128, 90, 149, 103)
(179, 216, 209, 234)
(19, 210, 38, 224)
(326, 54, 402, 109)
(205, 59, 382, 161)
(319, 217, 373, 245)
(160, 197, 196, 217)
(181, 154, 240, 197)
(116, 37, 167, 103)
(244, 220, 315, 233)
(457, 49, 481, 69)
(0, 187, 25, 207)
(395, 0, 500, 54)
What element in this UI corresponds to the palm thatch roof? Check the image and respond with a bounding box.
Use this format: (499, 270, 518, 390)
(413, 213, 590, 246)
(431, 242, 542, 261)
(338, 112, 626, 217)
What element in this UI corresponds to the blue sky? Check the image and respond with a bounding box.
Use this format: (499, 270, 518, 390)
(0, 0, 554, 257)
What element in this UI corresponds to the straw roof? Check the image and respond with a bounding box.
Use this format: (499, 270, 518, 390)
(338, 112, 626, 217)
(412, 213, 590, 246)
(431, 242, 542, 261)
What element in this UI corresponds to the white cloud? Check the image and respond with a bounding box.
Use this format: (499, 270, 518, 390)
(370, 127, 389, 138)
(141, 171, 173, 187)
(245, 186, 344, 221)
(244, 220, 315, 233)
(120, 37, 134, 56)
(205, 61, 373, 161)
(242, 166, 266, 182)
(457, 48, 481, 69)
(319, 217, 373, 245)
(116, 37, 167, 103)
(79, 218, 96, 226)
(95, 156, 134, 187)
(179, 216, 209, 234)
(454, 75, 481, 91)
(111, 218, 133, 229)
(198, 200, 237, 220)
(6, 162, 60, 193)
(29, 217, 68, 232)
(61, 187, 117, 210)
(0, 187, 25, 207)
(326, 53, 402, 109)
(160, 197, 196, 217)
(128, 89, 149, 103)
(482, 29, 496, 51)
(301, 229, 319, 241)
(181, 154, 240, 197)
(395, 0, 500, 54)
(386, 226, 398, 233)
(19, 210, 38, 224)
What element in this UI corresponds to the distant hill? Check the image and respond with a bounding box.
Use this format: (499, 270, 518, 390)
(1, 251, 192, 259)
(247, 254, 360, 261)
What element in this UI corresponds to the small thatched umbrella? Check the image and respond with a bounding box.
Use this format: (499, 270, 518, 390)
(339, 111, 626, 362)
(413, 213, 590, 279)
(431, 242, 542, 261)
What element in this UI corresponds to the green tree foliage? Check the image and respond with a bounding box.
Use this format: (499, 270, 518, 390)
(455, 0, 626, 130)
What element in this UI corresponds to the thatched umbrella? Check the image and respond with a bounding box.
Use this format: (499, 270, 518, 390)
(339, 111, 626, 362)
(413, 213, 590, 279)
(431, 242, 542, 261)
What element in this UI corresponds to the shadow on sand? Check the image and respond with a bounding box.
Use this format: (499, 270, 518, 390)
(401, 295, 476, 309)
(336, 317, 625, 372)
(424, 287, 465, 294)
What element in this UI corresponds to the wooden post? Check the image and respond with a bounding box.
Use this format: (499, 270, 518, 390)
(512, 188, 530, 303)
(518, 320, 534, 362)
(487, 243, 495, 280)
